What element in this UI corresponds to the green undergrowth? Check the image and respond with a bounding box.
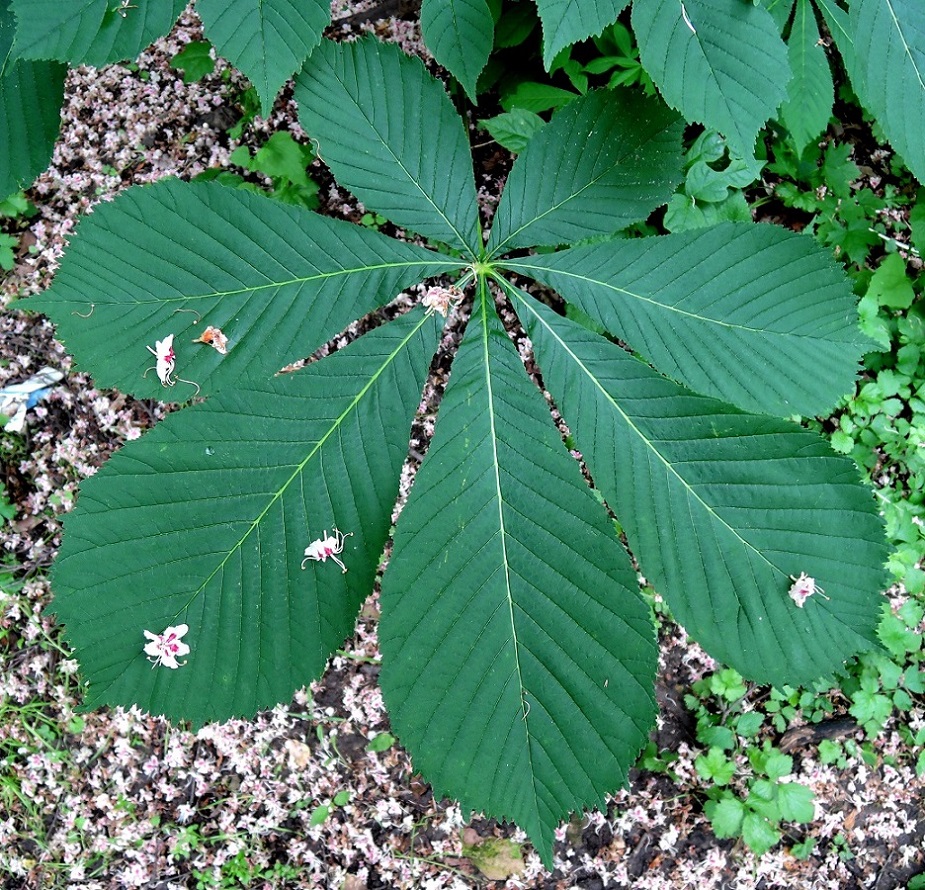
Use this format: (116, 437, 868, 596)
(643, 103, 925, 858)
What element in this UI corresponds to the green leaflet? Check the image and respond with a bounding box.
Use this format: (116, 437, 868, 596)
(533, 0, 631, 69)
(760, 0, 795, 33)
(26, 179, 462, 399)
(0, 0, 65, 196)
(513, 287, 887, 687)
(486, 88, 684, 254)
(50, 309, 444, 726)
(379, 283, 657, 866)
(9, 0, 185, 67)
(845, 0, 925, 185)
(778, 0, 833, 153)
(196, 0, 329, 115)
(633, 0, 790, 155)
(421, 0, 494, 101)
(295, 39, 482, 255)
(503, 223, 872, 418)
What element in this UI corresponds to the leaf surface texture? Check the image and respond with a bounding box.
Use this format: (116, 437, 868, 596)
(296, 38, 482, 254)
(504, 223, 870, 417)
(380, 285, 657, 865)
(0, 0, 65, 195)
(50, 310, 443, 725)
(633, 0, 790, 154)
(421, 0, 494, 101)
(515, 290, 887, 687)
(196, 0, 330, 115)
(487, 89, 683, 254)
(10, 0, 185, 66)
(846, 0, 925, 184)
(534, 0, 631, 69)
(27, 180, 461, 399)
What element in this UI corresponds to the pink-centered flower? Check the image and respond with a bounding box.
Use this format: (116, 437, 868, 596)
(143, 623, 190, 668)
(421, 285, 460, 317)
(146, 334, 176, 386)
(788, 572, 827, 608)
(301, 528, 353, 574)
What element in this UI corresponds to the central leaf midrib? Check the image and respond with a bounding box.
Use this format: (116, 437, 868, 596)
(476, 283, 540, 814)
(505, 259, 829, 338)
(174, 311, 432, 616)
(86, 258, 461, 306)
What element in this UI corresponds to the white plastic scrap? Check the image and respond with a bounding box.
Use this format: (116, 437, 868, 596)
(0, 367, 65, 433)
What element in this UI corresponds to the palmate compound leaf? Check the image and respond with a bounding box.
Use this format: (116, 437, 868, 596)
(379, 282, 658, 866)
(9, 0, 186, 67)
(510, 286, 888, 687)
(196, 0, 330, 116)
(25, 179, 462, 400)
(632, 0, 790, 156)
(47, 309, 444, 725)
(486, 88, 684, 255)
(23, 33, 888, 869)
(503, 223, 873, 418)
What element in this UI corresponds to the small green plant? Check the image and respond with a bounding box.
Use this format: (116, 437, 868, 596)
(170, 40, 216, 84)
(762, 683, 834, 735)
(309, 789, 351, 826)
(769, 140, 902, 267)
(0, 232, 18, 269)
(702, 744, 816, 856)
(359, 210, 389, 230)
(663, 129, 762, 232)
(549, 20, 655, 95)
(478, 106, 547, 152)
(684, 670, 817, 856)
(210, 131, 320, 209)
(192, 849, 302, 889)
(0, 191, 39, 269)
(367, 731, 396, 753)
